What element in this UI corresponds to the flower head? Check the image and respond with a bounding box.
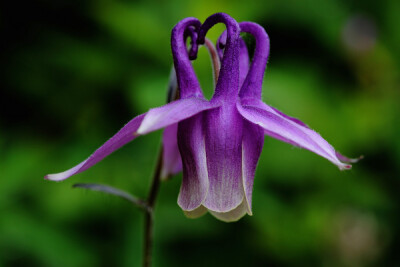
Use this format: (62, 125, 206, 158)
(45, 13, 359, 222)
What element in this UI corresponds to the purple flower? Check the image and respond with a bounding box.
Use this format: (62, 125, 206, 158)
(45, 13, 358, 222)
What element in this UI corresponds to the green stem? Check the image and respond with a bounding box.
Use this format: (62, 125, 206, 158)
(143, 149, 163, 267)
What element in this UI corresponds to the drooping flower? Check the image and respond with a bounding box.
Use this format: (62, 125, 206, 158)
(45, 13, 358, 222)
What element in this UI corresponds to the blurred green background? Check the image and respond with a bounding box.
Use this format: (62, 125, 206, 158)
(1, 0, 399, 266)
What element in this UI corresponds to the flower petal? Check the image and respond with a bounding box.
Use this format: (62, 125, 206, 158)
(177, 114, 209, 211)
(183, 205, 208, 219)
(336, 151, 363, 163)
(203, 105, 245, 212)
(238, 38, 250, 88)
(217, 31, 249, 88)
(45, 113, 146, 181)
(161, 124, 182, 179)
(209, 198, 248, 222)
(237, 100, 352, 170)
(242, 119, 264, 214)
(171, 17, 203, 98)
(246, 100, 360, 163)
(240, 97, 312, 130)
(198, 13, 240, 103)
(136, 97, 219, 135)
(238, 22, 270, 99)
(269, 106, 309, 128)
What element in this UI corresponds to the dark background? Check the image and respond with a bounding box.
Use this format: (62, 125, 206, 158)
(1, 0, 399, 266)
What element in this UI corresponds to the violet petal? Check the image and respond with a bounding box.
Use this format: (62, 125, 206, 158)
(171, 17, 203, 98)
(237, 100, 352, 170)
(177, 114, 209, 211)
(203, 105, 245, 212)
(239, 22, 270, 99)
(217, 31, 249, 88)
(242, 119, 264, 214)
(161, 124, 182, 179)
(45, 113, 146, 181)
(136, 97, 220, 135)
(198, 13, 240, 103)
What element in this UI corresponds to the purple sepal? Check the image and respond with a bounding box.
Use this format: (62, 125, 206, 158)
(45, 113, 146, 181)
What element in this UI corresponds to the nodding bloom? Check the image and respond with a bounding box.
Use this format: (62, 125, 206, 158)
(45, 13, 358, 222)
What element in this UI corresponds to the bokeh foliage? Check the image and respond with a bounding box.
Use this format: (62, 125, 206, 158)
(1, 0, 399, 266)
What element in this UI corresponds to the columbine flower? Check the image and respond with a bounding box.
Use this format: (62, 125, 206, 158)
(45, 13, 358, 222)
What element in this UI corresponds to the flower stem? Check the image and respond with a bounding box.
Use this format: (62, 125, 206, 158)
(143, 149, 163, 267)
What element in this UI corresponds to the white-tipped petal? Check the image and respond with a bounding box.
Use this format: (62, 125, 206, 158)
(183, 205, 208, 219)
(209, 198, 249, 222)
